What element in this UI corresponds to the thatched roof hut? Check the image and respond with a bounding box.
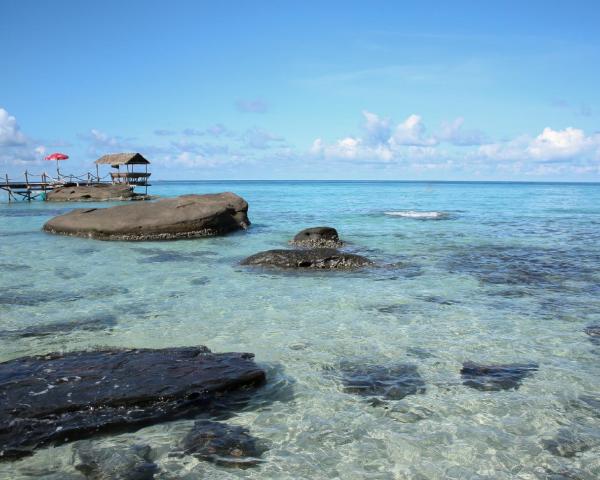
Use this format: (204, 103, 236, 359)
(94, 153, 151, 190)
(95, 153, 150, 167)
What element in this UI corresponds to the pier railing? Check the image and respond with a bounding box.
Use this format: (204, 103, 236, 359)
(1, 170, 113, 202)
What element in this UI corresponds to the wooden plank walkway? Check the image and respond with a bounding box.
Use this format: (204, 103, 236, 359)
(1, 172, 108, 202)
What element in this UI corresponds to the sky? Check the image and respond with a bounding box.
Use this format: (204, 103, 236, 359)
(1, 0, 600, 181)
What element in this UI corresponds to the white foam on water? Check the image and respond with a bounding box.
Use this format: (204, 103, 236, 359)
(384, 210, 448, 219)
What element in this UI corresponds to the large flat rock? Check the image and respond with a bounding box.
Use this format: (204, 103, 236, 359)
(0, 346, 265, 460)
(42, 192, 250, 240)
(46, 184, 148, 202)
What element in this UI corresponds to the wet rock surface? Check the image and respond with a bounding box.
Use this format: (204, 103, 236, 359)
(291, 226, 342, 248)
(0, 346, 265, 460)
(460, 361, 538, 391)
(46, 184, 149, 202)
(180, 420, 266, 468)
(332, 361, 426, 401)
(241, 248, 372, 269)
(43, 192, 250, 241)
(74, 442, 158, 480)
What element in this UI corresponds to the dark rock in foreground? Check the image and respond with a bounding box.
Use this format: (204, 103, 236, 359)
(460, 361, 538, 391)
(0, 346, 265, 461)
(75, 442, 158, 480)
(334, 361, 426, 401)
(43, 192, 250, 241)
(241, 248, 372, 269)
(291, 227, 342, 248)
(181, 420, 266, 468)
(46, 184, 149, 202)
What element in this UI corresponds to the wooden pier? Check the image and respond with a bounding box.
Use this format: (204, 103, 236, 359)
(1, 171, 108, 202)
(2, 152, 152, 202)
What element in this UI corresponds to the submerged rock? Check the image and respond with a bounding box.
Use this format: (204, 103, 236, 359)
(43, 192, 250, 241)
(0, 285, 129, 307)
(376, 304, 413, 315)
(333, 361, 426, 401)
(290, 227, 342, 248)
(460, 361, 538, 391)
(0, 346, 265, 461)
(542, 428, 598, 458)
(241, 248, 372, 269)
(46, 184, 149, 202)
(584, 325, 600, 345)
(0, 314, 117, 339)
(75, 442, 158, 480)
(181, 420, 266, 468)
(417, 295, 458, 306)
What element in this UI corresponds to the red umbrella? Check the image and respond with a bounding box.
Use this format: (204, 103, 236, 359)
(45, 152, 69, 177)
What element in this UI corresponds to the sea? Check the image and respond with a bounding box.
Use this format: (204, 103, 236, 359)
(1, 180, 599, 479)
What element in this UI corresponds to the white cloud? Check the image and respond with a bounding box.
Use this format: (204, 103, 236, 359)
(527, 127, 598, 161)
(390, 114, 438, 147)
(311, 136, 394, 162)
(241, 127, 284, 149)
(0, 107, 47, 169)
(0, 108, 27, 146)
(361, 110, 392, 145)
(311, 111, 442, 164)
(478, 127, 600, 163)
(438, 117, 488, 146)
(310, 111, 600, 177)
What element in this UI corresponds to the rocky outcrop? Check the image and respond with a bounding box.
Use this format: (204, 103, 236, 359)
(0, 346, 265, 461)
(42, 192, 250, 241)
(46, 184, 149, 202)
(291, 227, 342, 248)
(460, 361, 538, 391)
(241, 248, 372, 270)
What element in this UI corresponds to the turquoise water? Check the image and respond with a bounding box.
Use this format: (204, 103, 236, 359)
(1, 181, 600, 479)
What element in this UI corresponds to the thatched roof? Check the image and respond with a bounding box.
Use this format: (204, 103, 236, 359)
(95, 153, 150, 166)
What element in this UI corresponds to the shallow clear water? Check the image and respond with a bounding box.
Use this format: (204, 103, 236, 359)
(1, 181, 600, 479)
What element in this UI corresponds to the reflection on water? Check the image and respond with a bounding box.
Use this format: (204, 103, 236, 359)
(1, 181, 599, 479)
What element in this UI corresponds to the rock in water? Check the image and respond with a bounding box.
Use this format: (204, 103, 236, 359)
(181, 420, 266, 468)
(460, 361, 538, 391)
(42, 192, 250, 241)
(75, 442, 158, 480)
(0, 314, 117, 339)
(333, 361, 426, 401)
(584, 325, 600, 345)
(0, 346, 265, 461)
(542, 428, 597, 458)
(46, 184, 148, 202)
(241, 248, 372, 269)
(291, 227, 342, 248)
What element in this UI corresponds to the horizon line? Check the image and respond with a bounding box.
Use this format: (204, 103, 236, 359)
(149, 179, 600, 185)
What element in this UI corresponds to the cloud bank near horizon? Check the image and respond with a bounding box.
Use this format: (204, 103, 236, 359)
(1, 106, 599, 179)
(310, 111, 600, 177)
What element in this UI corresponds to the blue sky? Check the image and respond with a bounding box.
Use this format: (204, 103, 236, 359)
(1, 0, 599, 180)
